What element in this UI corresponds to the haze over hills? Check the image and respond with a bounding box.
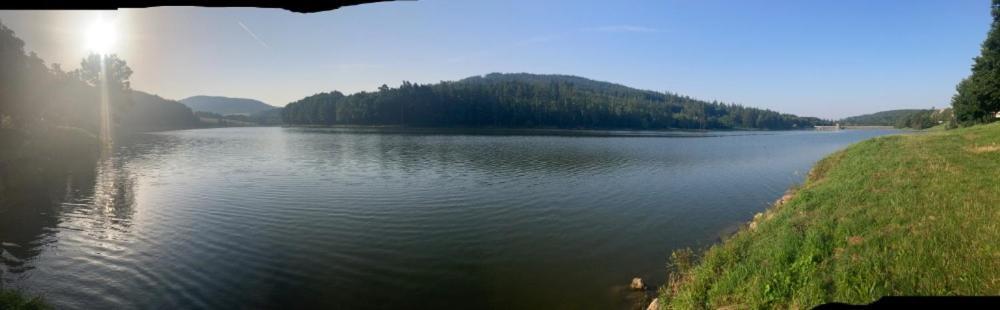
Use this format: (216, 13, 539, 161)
(179, 95, 276, 116)
(124, 91, 202, 132)
(840, 108, 953, 129)
(839, 109, 929, 126)
(281, 73, 831, 130)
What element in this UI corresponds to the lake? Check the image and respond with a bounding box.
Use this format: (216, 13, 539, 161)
(0, 127, 899, 309)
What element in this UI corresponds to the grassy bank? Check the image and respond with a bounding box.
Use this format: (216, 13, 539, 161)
(0, 289, 48, 310)
(659, 123, 1000, 309)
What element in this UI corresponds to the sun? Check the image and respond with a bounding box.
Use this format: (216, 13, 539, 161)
(86, 18, 117, 55)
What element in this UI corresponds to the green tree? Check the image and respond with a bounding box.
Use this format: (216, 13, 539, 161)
(952, 0, 1000, 126)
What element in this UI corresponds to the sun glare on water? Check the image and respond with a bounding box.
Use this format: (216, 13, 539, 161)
(86, 18, 117, 55)
(84, 14, 120, 152)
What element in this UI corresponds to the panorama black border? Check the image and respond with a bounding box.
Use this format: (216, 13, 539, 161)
(0, 0, 393, 13)
(3, 1, 998, 308)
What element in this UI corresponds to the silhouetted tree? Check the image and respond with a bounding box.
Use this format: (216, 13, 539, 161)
(74, 54, 134, 124)
(0, 20, 198, 134)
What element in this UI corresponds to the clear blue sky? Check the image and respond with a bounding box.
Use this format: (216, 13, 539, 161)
(0, 0, 992, 118)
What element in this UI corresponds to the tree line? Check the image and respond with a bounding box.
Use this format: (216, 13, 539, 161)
(892, 108, 952, 129)
(281, 73, 830, 130)
(839, 108, 953, 129)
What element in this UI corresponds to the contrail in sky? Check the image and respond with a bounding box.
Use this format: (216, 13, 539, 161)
(238, 21, 270, 49)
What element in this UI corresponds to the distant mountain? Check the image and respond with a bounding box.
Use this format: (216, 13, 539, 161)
(179, 95, 276, 116)
(840, 109, 930, 126)
(282, 73, 830, 130)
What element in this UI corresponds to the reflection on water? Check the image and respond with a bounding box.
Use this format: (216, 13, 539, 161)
(0, 149, 138, 271)
(1, 140, 146, 309)
(1, 150, 95, 276)
(0, 127, 900, 309)
(83, 155, 138, 238)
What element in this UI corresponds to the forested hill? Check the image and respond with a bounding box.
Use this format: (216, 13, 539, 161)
(281, 73, 830, 130)
(839, 109, 928, 126)
(123, 91, 201, 132)
(840, 108, 953, 129)
(180, 95, 276, 115)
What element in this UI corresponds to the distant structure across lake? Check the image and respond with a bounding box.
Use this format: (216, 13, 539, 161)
(814, 123, 843, 131)
(814, 123, 897, 131)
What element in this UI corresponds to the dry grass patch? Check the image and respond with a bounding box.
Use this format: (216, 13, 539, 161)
(967, 143, 1000, 153)
(847, 236, 864, 246)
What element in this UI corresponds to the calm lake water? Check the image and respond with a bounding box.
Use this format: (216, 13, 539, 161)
(0, 127, 899, 309)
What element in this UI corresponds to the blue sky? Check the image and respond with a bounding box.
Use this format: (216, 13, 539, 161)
(0, 0, 992, 118)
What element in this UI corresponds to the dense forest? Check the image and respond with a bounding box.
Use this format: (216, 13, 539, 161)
(281, 73, 830, 130)
(892, 108, 953, 129)
(839, 108, 953, 129)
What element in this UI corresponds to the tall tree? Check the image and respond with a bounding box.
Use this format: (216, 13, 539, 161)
(952, 0, 1000, 126)
(74, 54, 134, 124)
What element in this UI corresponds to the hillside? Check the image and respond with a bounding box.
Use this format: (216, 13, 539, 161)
(179, 95, 276, 116)
(840, 109, 953, 129)
(839, 109, 926, 126)
(281, 73, 830, 130)
(122, 91, 202, 132)
(249, 108, 283, 125)
(657, 123, 1000, 308)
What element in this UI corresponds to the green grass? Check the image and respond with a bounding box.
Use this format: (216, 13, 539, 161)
(659, 123, 1000, 309)
(0, 289, 48, 310)
(923, 123, 950, 132)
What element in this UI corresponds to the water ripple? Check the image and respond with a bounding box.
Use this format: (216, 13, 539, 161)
(0, 127, 901, 309)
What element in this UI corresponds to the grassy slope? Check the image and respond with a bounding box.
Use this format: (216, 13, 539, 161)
(660, 123, 1000, 309)
(0, 289, 48, 310)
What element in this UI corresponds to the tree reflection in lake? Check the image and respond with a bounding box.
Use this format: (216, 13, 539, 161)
(1, 153, 96, 277)
(0, 149, 138, 288)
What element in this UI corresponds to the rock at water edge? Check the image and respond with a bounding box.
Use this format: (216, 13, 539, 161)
(630, 277, 646, 290)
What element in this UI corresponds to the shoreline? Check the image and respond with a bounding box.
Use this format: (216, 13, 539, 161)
(137, 123, 835, 138)
(280, 123, 835, 133)
(655, 123, 1000, 308)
